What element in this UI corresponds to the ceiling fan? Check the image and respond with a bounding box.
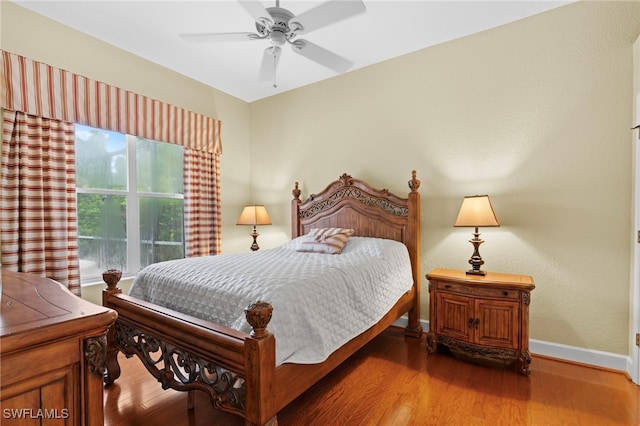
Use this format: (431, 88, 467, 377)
(180, 0, 366, 87)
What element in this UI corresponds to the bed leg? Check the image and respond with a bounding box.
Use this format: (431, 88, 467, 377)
(404, 306, 423, 339)
(404, 284, 423, 339)
(103, 312, 122, 385)
(187, 390, 195, 410)
(405, 320, 423, 338)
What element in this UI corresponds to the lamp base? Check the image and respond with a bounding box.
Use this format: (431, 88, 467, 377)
(466, 227, 486, 276)
(250, 226, 260, 251)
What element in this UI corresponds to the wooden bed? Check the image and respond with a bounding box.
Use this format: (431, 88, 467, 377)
(102, 171, 423, 426)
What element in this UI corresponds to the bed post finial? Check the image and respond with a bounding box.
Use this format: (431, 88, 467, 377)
(102, 269, 123, 303)
(292, 181, 301, 201)
(408, 170, 420, 192)
(245, 301, 273, 339)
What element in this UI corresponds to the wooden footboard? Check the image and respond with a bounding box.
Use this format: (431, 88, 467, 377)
(102, 270, 278, 426)
(102, 270, 417, 426)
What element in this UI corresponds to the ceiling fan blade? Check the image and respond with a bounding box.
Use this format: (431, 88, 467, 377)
(179, 32, 257, 42)
(259, 46, 281, 83)
(289, 0, 366, 34)
(239, 0, 273, 26)
(291, 39, 352, 73)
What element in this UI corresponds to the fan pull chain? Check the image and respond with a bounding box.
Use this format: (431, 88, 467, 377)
(273, 51, 278, 88)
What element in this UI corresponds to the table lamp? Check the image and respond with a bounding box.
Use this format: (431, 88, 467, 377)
(454, 195, 500, 275)
(237, 205, 272, 251)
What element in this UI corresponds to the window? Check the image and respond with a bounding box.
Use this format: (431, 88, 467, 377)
(75, 124, 185, 283)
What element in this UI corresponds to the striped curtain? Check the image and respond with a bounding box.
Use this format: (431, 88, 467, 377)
(0, 51, 222, 154)
(1, 50, 223, 291)
(184, 149, 222, 256)
(1, 110, 81, 294)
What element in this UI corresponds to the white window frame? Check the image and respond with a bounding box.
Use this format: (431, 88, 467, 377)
(76, 130, 184, 283)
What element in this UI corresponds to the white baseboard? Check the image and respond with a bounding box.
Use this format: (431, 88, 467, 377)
(529, 338, 631, 374)
(393, 317, 633, 378)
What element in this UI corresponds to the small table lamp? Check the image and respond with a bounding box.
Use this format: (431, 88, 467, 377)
(454, 195, 500, 275)
(237, 205, 272, 251)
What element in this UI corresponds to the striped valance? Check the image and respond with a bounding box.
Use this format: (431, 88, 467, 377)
(0, 50, 222, 154)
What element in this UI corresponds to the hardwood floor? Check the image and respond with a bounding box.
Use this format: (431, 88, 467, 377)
(104, 327, 640, 425)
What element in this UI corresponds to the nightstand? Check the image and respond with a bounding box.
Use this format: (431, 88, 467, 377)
(426, 268, 535, 375)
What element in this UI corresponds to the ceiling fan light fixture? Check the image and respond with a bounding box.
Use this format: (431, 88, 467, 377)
(270, 30, 286, 46)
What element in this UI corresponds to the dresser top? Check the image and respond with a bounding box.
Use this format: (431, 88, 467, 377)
(426, 268, 535, 289)
(1, 270, 116, 353)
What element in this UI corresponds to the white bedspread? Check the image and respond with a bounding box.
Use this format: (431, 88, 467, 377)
(129, 236, 413, 366)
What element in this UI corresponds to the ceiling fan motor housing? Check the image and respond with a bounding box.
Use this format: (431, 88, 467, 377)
(256, 7, 299, 46)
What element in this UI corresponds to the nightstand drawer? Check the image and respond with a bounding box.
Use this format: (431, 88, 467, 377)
(434, 281, 519, 300)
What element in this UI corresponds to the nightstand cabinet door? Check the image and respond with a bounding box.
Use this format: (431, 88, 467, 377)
(475, 298, 519, 349)
(435, 292, 473, 342)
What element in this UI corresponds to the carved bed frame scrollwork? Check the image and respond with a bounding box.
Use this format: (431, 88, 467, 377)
(102, 171, 423, 426)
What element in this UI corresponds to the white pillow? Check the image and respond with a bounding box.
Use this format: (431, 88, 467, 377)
(297, 227, 355, 254)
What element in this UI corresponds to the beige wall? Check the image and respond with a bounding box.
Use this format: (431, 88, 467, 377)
(249, 1, 640, 356)
(3, 1, 640, 357)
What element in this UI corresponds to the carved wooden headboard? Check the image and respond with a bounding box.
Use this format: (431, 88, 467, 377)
(291, 171, 421, 285)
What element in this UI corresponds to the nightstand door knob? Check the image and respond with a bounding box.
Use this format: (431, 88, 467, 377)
(475, 318, 480, 329)
(468, 317, 474, 328)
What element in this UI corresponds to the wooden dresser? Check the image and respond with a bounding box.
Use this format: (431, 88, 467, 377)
(1, 270, 117, 425)
(426, 268, 535, 375)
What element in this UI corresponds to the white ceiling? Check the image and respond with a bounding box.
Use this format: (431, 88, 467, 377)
(12, 0, 572, 102)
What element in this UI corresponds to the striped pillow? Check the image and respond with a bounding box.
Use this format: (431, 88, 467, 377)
(297, 228, 355, 254)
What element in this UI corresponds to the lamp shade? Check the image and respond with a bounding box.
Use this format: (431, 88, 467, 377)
(454, 195, 500, 227)
(236, 205, 272, 226)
